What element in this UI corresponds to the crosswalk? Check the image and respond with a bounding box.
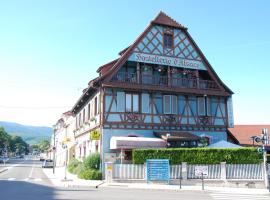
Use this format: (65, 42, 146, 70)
(209, 191, 270, 200)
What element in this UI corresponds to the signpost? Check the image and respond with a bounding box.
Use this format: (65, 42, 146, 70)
(146, 159, 170, 184)
(195, 166, 208, 190)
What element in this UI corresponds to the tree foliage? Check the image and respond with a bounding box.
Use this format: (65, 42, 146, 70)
(0, 127, 28, 155)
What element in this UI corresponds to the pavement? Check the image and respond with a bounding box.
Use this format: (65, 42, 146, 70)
(43, 165, 270, 194)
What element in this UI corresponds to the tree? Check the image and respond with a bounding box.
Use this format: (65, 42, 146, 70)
(38, 139, 50, 153)
(0, 127, 9, 155)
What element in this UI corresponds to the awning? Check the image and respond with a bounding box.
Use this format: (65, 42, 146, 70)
(154, 132, 201, 141)
(110, 136, 167, 150)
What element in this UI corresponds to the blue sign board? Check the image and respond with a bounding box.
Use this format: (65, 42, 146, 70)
(146, 159, 170, 183)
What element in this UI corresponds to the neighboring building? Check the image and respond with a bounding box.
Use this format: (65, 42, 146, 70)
(228, 125, 270, 148)
(71, 12, 234, 169)
(51, 111, 76, 166)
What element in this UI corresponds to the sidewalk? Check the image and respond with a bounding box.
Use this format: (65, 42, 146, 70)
(42, 166, 104, 188)
(42, 167, 269, 194)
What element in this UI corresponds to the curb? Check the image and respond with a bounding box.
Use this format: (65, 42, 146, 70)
(0, 168, 8, 173)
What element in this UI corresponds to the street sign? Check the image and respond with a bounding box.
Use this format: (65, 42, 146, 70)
(195, 166, 208, 176)
(257, 147, 263, 154)
(146, 159, 170, 183)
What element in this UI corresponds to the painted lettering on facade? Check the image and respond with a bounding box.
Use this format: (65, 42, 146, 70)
(128, 52, 206, 70)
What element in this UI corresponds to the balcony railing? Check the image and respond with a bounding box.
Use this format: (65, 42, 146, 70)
(112, 72, 220, 91)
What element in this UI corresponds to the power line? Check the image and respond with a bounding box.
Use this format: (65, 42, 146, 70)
(0, 105, 71, 110)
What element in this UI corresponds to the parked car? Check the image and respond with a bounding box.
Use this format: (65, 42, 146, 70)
(40, 157, 45, 161)
(42, 159, 53, 168)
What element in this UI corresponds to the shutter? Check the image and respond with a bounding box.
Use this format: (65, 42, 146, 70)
(163, 95, 171, 114)
(171, 95, 177, 114)
(141, 93, 150, 113)
(206, 97, 211, 116)
(117, 92, 125, 112)
(227, 97, 234, 127)
(198, 97, 205, 116)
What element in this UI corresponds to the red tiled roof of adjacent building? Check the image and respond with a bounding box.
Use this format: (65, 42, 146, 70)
(228, 125, 270, 146)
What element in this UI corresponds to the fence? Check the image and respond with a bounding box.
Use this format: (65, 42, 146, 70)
(187, 164, 221, 179)
(113, 164, 182, 180)
(226, 164, 263, 179)
(112, 163, 265, 180)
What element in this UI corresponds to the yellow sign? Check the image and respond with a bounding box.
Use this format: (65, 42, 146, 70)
(62, 137, 70, 144)
(107, 165, 112, 171)
(90, 130, 100, 140)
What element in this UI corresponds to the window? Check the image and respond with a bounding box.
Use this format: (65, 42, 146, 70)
(88, 103, 90, 120)
(94, 97, 97, 116)
(198, 96, 211, 116)
(125, 93, 139, 112)
(83, 109, 85, 123)
(79, 113, 82, 126)
(164, 33, 173, 49)
(163, 95, 177, 114)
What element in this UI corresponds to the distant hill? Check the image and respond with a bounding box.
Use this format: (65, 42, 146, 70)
(0, 121, 52, 145)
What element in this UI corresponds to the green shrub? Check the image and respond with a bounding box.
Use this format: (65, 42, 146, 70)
(78, 169, 102, 180)
(73, 162, 85, 175)
(133, 148, 262, 164)
(83, 153, 100, 170)
(67, 159, 82, 174)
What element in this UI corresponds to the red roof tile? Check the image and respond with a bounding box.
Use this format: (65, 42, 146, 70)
(151, 11, 187, 29)
(228, 125, 270, 146)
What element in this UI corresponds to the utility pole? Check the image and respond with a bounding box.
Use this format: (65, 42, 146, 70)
(53, 125, 56, 174)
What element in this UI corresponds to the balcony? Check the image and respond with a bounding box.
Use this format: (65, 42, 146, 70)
(112, 72, 220, 91)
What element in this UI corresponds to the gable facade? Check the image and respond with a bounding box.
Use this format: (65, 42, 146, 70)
(70, 12, 234, 169)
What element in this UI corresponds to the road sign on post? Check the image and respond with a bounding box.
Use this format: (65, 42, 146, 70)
(195, 166, 208, 177)
(195, 166, 208, 190)
(146, 159, 170, 184)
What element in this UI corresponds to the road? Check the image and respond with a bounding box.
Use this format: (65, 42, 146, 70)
(0, 157, 269, 200)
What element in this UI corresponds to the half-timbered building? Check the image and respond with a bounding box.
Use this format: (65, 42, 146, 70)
(71, 12, 234, 167)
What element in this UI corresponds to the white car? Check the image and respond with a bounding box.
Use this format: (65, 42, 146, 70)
(42, 159, 53, 168)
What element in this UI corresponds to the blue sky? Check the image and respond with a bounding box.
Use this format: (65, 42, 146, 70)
(0, 0, 269, 126)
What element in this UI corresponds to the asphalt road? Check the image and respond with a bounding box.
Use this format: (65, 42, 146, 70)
(0, 158, 269, 200)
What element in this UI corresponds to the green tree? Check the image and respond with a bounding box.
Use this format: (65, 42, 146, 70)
(38, 139, 50, 153)
(0, 127, 9, 155)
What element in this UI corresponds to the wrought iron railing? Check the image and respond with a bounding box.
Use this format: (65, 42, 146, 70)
(113, 72, 219, 91)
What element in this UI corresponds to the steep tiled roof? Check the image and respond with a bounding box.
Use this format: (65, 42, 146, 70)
(228, 125, 270, 146)
(151, 11, 187, 29)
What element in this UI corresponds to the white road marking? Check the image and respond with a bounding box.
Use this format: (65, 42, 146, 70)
(28, 160, 35, 179)
(210, 192, 270, 200)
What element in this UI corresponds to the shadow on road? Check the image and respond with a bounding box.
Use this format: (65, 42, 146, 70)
(0, 180, 55, 200)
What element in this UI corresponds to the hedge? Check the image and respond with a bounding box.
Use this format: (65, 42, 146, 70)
(83, 153, 100, 170)
(133, 148, 262, 164)
(67, 159, 82, 174)
(78, 169, 102, 180)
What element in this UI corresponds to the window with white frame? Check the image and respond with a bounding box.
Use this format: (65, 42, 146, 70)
(163, 95, 177, 114)
(198, 96, 211, 116)
(125, 93, 139, 112)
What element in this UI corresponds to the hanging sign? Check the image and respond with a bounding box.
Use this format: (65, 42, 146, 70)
(128, 52, 206, 70)
(89, 130, 100, 140)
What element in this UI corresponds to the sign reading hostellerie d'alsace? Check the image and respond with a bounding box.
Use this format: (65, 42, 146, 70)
(128, 52, 206, 70)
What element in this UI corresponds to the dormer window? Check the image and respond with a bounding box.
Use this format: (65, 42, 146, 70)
(164, 33, 173, 49)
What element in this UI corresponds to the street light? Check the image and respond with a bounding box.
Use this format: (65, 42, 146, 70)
(253, 128, 269, 189)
